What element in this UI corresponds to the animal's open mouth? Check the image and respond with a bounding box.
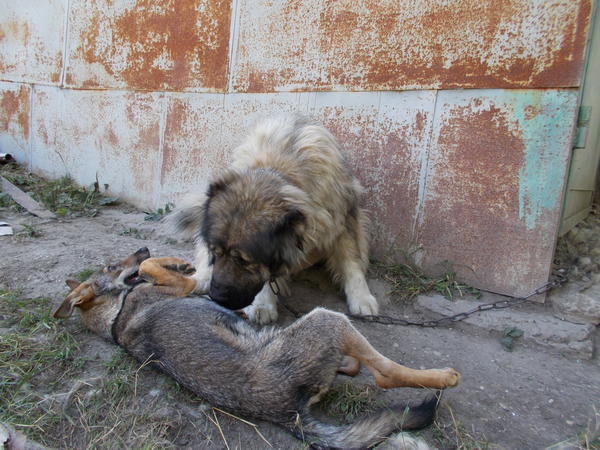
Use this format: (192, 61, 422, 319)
(124, 271, 144, 286)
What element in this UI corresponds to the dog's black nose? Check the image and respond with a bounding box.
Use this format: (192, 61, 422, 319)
(209, 279, 256, 311)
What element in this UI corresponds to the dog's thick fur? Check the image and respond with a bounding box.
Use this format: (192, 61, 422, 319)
(54, 249, 460, 449)
(170, 114, 379, 323)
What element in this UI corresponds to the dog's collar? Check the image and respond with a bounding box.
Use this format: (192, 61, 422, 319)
(110, 287, 134, 344)
(269, 278, 281, 296)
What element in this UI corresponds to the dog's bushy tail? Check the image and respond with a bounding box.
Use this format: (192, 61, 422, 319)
(290, 392, 439, 450)
(165, 193, 206, 240)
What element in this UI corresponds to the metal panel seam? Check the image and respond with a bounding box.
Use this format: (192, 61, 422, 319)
(226, 0, 241, 93)
(412, 89, 439, 239)
(28, 83, 34, 170)
(154, 92, 168, 208)
(60, 0, 71, 87)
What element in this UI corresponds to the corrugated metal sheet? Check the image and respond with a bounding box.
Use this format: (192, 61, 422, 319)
(32, 86, 163, 207)
(0, 82, 30, 163)
(65, 0, 233, 91)
(312, 91, 436, 253)
(0, 0, 67, 85)
(159, 93, 305, 202)
(416, 89, 579, 296)
(158, 91, 438, 254)
(231, 0, 591, 92)
(0, 0, 593, 298)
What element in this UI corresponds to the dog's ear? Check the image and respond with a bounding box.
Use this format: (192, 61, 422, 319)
(53, 284, 95, 319)
(66, 279, 81, 290)
(280, 208, 305, 250)
(272, 208, 306, 269)
(206, 170, 238, 199)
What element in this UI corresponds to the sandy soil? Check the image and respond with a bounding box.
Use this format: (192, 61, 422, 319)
(1, 205, 599, 449)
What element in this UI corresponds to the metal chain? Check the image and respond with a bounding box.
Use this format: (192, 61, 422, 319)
(281, 272, 569, 328)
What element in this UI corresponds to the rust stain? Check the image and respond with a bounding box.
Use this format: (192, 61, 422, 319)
(319, 107, 427, 253)
(531, 0, 592, 86)
(434, 103, 524, 219)
(417, 100, 544, 294)
(0, 9, 65, 86)
(1, 85, 30, 141)
(234, 0, 591, 92)
(73, 0, 232, 91)
(4, 21, 30, 46)
(161, 98, 189, 184)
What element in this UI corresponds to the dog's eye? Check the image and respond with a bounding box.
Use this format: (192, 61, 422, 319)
(107, 265, 117, 272)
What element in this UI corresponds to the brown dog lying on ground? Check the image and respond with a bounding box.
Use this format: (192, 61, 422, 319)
(54, 248, 460, 449)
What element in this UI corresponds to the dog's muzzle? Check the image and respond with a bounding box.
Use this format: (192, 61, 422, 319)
(208, 279, 261, 311)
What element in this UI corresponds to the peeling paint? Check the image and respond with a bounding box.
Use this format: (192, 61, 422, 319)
(418, 89, 578, 296)
(31, 87, 162, 207)
(510, 91, 579, 230)
(0, 82, 30, 163)
(159, 92, 304, 203)
(66, 0, 232, 91)
(311, 91, 437, 254)
(0, 0, 66, 85)
(232, 0, 591, 92)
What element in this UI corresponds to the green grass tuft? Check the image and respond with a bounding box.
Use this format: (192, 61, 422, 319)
(370, 259, 481, 302)
(0, 162, 115, 217)
(319, 382, 384, 423)
(76, 268, 96, 282)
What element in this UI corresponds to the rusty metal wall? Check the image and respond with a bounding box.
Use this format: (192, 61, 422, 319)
(0, 0, 593, 297)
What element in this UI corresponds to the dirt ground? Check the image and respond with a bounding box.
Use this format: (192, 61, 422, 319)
(1, 201, 599, 449)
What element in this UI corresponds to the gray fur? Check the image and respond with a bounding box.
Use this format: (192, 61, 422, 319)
(55, 252, 450, 449)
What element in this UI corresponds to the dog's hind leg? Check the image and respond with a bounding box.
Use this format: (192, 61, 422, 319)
(242, 281, 279, 324)
(338, 356, 360, 376)
(139, 258, 197, 297)
(288, 308, 460, 390)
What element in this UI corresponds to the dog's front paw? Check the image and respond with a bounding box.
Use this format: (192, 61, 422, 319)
(243, 302, 278, 324)
(164, 263, 196, 275)
(347, 293, 379, 316)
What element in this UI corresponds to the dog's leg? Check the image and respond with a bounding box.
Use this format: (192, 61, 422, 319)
(288, 308, 459, 389)
(326, 222, 379, 316)
(139, 258, 196, 297)
(242, 281, 278, 324)
(338, 356, 360, 376)
(191, 241, 213, 294)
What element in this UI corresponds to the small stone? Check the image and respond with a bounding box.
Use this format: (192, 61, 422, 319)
(551, 284, 600, 325)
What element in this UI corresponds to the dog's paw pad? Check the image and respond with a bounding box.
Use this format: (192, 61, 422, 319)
(178, 263, 196, 274)
(243, 303, 278, 324)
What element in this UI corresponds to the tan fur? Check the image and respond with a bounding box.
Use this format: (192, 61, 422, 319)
(54, 249, 460, 449)
(172, 114, 379, 323)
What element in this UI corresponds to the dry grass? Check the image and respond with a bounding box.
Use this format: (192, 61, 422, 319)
(0, 289, 200, 449)
(431, 403, 493, 450)
(370, 259, 481, 302)
(547, 409, 600, 450)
